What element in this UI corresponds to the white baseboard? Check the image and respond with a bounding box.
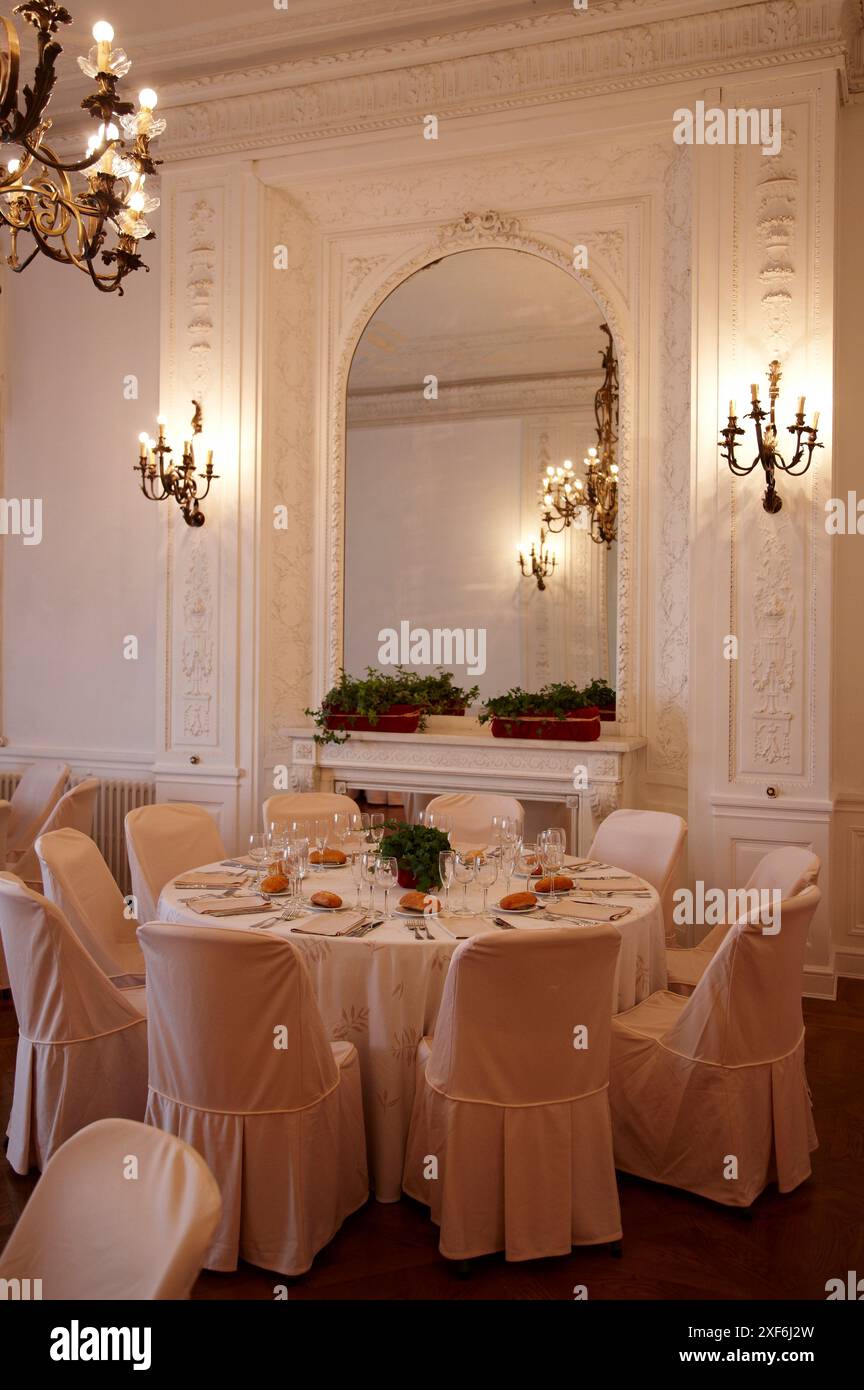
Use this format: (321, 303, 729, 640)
(834, 948, 864, 981)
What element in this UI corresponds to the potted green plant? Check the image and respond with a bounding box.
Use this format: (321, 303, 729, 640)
(393, 666, 479, 715)
(305, 668, 425, 746)
(378, 821, 451, 891)
(582, 677, 617, 722)
(478, 682, 601, 741)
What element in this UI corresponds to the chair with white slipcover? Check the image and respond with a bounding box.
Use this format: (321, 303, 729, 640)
(125, 802, 226, 926)
(3, 760, 69, 869)
(610, 884, 820, 1208)
(421, 792, 524, 849)
(138, 921, 368, 1276)
(262, 791, 359, 832)
(588, 809, 687, 945)
(0, 874, 147, 1174)
(37, 826, 144, 979)
(665, 845, 821, 991)
(0, 1118, 221, 1300)
(403, 926, 622, 1262)
(12, 777, 99, 890)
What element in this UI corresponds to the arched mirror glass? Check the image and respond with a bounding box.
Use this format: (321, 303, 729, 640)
(343, 248, 618, 704)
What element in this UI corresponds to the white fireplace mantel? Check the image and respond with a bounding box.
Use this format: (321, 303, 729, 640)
(282, 721, 646, 855)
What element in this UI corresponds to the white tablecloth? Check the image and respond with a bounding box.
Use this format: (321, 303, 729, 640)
(157, 862, 666, 1201)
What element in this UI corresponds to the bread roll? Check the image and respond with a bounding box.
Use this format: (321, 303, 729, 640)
(500, 891, 537, 910)
(399, 891, 442, 914)
(535, 875, 574, 894)
(261, 873, 289, 894)
(310, 890, 342, 908)
(309, 848, 347, 865)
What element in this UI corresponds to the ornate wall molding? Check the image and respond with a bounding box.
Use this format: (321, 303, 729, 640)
(347, 372, 597, 426)
(113, 0, 857, 163)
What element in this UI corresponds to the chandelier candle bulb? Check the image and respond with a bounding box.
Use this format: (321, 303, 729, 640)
(812, 411, 820, 431)
(729, 400, 736, 418)
(751, 383, 759, 401)
(92, 21, 114, 72)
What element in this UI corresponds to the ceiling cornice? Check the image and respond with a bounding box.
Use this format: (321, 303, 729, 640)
(43, 0, 863, 161)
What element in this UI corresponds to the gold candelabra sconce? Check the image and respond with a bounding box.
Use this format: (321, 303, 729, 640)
(518, 527, 556, 591)
(720, 360, 822, 513)
(0, 6, 164, 294)
(539, 323, 619, 548)
(135, 401, 218, 528)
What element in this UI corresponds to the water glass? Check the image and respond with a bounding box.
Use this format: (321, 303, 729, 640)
(475, 855, 499, 915)
(439, 850, 455, 915)
(248, 833, 270, 890)
(375, 854, 399, 918)
(453, 852, 477, 915)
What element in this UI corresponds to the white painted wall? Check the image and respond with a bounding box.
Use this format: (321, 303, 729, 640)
(1, 253, 161, 758)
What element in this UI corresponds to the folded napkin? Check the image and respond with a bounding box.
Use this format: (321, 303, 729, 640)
(546, 899, 631, 923)
(185, 894, 275, 917)
(174, 871, 249, 889)
(571, 875, 647, 892)
(434, 914, 492, 940)
(290, 911, 368, 937)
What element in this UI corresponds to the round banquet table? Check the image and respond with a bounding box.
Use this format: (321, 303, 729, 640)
(157, 860, 667, 1202)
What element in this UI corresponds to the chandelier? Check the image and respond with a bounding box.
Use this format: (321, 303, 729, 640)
(0, 4, 164, 294)
(539, 323, 619, 548)
(517, 526, 556, 590)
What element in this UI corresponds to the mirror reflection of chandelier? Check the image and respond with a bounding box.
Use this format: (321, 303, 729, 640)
(539, 323, 619, 549)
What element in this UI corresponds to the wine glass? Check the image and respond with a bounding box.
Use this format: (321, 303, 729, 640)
(349, 847, 367, 908)
(361, 850, 378, 910)
(248, 832, 270, 891)
(313, 818, 330, 861)
(453, 852, 476, 916)
(282, 848, 300, 908)
(291, 836, 310, 899)
(375, 855, 399, 919)
(439, 850, 455, 915)
(475, 855, 499, 916)
(369, 812, 385, 846)
(501, 839, 520, 898)
(539, 831, 565, 905)
(343, 812, 365, 863)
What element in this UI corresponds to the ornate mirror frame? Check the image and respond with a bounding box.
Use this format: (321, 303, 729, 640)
(324, 210, 637, 731)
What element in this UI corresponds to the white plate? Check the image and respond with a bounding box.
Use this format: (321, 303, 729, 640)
(304, 898, 348, 912)
(262, 890, 294, 900)
(307, 860, 347, 871)
(495, 899, 538, 913)
(394, 907, 441, 919)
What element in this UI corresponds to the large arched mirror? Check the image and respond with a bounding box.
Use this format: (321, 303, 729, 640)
(343, 248, 618, 705)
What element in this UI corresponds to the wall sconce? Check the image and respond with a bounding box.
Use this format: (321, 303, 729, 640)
(134, 400, 219, 527)
(720, 360, 822, 513)
(518, 527, 556, 591)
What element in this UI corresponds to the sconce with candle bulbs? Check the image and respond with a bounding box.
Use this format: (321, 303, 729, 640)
(134, 401, 218, 527)
(518, 527, 556, 591)
(720, 360, 822, 513)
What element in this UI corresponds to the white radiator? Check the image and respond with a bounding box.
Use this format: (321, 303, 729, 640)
(1, 771, 154, 895)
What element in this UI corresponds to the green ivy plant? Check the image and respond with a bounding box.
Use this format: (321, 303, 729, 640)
(581, 677, 617, 710)
(305, 666, 479, 745)
(477, 680, 615, 737)
(378, 821, 451, 892)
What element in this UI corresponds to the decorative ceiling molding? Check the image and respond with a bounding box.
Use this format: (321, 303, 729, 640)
(347, 372, 598, 426)
(47, 0, 862, 160)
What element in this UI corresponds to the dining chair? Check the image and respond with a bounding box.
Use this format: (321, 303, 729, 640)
(666, 845, 821, 992)
(11, 777, 100, 891)
(3, 759, 69, 866)
(422, 792, 524, 848)
(0, 1118, 221, 1300)
(138, 921, 368, 1276)
(587, 809, 687, 944)
(262, 790, 359, 832)
(37, 826, 145, 980)
(125, 802, 226, 925)
(609, 884, 821, 1208)
(0, 874, 148, 1175)
(403, 926, 623, 1261)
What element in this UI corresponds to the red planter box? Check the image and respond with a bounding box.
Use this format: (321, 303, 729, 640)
(324, 704, 422, 734)
(598, 707, 617, 723)
(397, 868, 417, 889)
(490, 707, 602, 742)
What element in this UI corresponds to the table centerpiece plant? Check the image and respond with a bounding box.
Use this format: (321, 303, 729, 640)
(378, 821, 451, 892)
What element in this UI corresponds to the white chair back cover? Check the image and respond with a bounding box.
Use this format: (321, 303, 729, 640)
(743, 844, 821, 898)
(37, 827, 144, 979)
(403, 926, 622, 1260)
(263, 791, 359, 831)
(589, 808, 687, 942)
(422, 792, 524, 849)
(138, 921, 368, 1275)
(5, 760, 68, 859)
(125, 803, 226, 925)
(0, 1118, 222, 1300)
(13, 777, 99, 889)
(0, 800, 11, 868)
(0, 874, 147, 1174)
(611, 885, 821, 1206)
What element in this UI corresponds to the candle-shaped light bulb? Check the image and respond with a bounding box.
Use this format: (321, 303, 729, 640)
(138, 89, 158, 111)
(750, 383, 759, 401)
(729, 399, 736, 418)
(6, 157, 20, 175)
(92, 21, 114, 71)
(812, 411, 820, 431)
(611, 463, 619, 475)
(588, 447, 598, 458)
(564, 458, 572, 469)
(797, 396, 805, 416)
(206, 449, 214, 472)
(138, 432, 148, 460)
(128, 190, 146, 212)
(575, 479, 584, 491)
